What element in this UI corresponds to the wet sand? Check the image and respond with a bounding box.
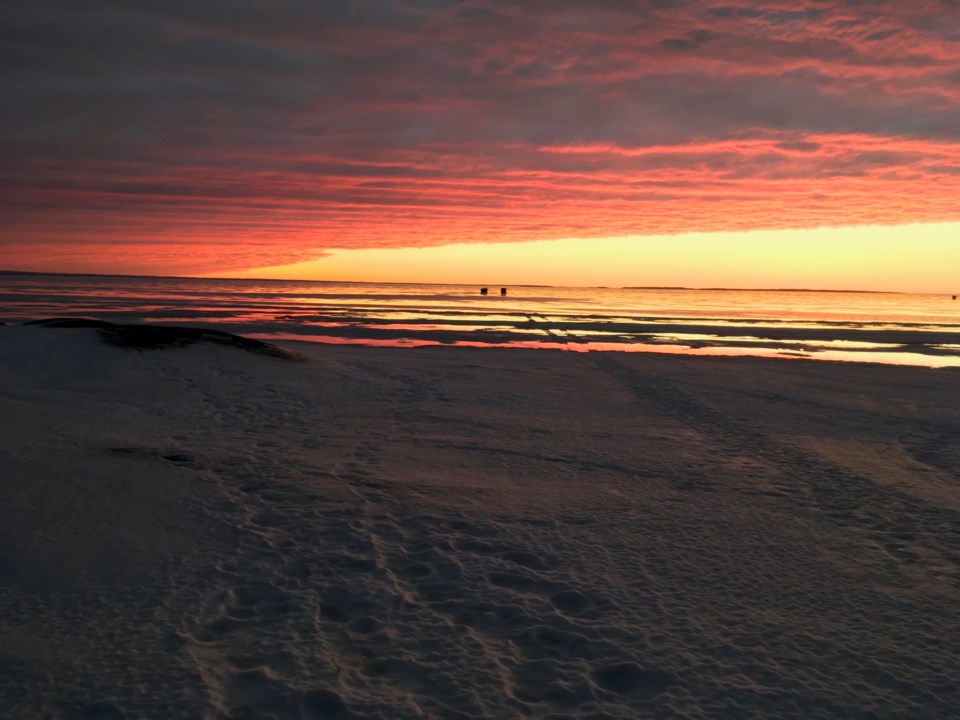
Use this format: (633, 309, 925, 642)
(1, 325, 958, 719)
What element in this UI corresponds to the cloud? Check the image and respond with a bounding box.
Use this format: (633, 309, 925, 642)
(2, 0, 959, 273)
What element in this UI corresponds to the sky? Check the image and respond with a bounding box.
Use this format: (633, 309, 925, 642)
(2, 0, 959, 291)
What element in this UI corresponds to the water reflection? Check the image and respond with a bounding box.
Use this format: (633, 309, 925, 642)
(3, 274, 958, 368)
(247, 334, 960, 368)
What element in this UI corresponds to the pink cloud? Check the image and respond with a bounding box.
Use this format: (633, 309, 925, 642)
(2, 1, 960, 274)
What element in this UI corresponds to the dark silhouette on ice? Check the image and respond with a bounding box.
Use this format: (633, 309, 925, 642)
(24, 318, 302, 360)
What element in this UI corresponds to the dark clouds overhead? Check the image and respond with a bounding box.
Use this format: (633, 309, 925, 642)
(2, 0, 959, 273)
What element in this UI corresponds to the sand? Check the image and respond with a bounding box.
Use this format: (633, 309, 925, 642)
(0, 325, 958, 719)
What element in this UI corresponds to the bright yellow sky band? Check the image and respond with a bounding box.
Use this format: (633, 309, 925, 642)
(218, 222, 960, 294)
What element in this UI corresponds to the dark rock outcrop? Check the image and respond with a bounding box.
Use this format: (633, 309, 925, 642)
(24, 318, 303, 361)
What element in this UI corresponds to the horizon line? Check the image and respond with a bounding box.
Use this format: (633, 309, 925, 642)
(1, 269, 946, 295)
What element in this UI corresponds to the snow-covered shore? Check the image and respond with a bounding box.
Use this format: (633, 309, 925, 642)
(1, 325, 958, 719)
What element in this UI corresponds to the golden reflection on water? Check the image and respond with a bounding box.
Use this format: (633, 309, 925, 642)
(5, 275, 959, 368)
(249, 334, 960, 369)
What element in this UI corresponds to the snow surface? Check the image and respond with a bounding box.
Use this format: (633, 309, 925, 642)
(1, 326, 958, 719)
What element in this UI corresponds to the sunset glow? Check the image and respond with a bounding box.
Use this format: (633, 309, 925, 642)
(220, 223, 960, 293)
(2, 1, 959, 289)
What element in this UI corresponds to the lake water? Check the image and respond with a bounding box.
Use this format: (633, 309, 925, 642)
(2, 273, 959, 367)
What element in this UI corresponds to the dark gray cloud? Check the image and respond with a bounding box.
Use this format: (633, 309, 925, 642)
(2, 0, 959, 272)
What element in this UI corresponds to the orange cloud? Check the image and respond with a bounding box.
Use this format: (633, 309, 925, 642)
(2, 1, 959, 276)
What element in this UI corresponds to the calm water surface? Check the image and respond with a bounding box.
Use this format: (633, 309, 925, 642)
(2, 273, 959, 367)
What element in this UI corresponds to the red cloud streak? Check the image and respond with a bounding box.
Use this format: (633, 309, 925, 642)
(2, 1, 959, 274)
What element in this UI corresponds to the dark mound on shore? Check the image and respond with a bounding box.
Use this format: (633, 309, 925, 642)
(24, 318, 304, 361)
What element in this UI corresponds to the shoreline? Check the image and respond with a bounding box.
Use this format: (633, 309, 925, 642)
(4, 316, 960, 369)
(264, 334, 960, 369)
(3, 274, 958, 371)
